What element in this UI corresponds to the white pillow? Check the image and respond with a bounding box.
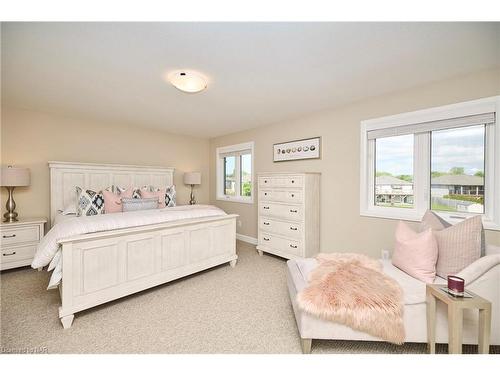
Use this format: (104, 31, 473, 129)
(60, 203, 77, 216)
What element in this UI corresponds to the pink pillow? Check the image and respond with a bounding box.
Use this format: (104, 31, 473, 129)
(102, 190, 123, 213)
(140, 188, 166, 208)
(392, 221, 438, 283)
(102, 187, 135, 213)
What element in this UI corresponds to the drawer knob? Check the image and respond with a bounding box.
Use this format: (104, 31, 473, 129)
(2, 234, 16, 238)
(264, 180, 268, 183)
(264, 193, 267, 196)
(290, 227, 298, 231)
(3, 251, 16, 256)
(263, 237, 270, 241)
(291, 194, 295, 197)
(263, 222, 270, 225)
(291, 180, 295, 183)
(263, 206, 270, 210)
(290, 244, 298, 249)
(289, 209, 298, 213)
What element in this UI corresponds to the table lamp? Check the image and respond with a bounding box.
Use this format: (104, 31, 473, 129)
(183, 172, 201, 205)
(1, 166, 30, 222)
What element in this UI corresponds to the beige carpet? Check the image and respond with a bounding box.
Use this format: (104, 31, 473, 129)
(1, 241, 498, 354)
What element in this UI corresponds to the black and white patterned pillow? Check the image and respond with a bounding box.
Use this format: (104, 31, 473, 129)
(165, 185, 176, 207)
(76, 187, 105, 216)
(140, 185, 176, 207)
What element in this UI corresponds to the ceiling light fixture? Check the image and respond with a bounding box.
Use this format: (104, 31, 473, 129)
(167, 70, 208, 93)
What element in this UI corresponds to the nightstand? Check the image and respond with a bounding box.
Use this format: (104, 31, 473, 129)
(426, 284, 492, 354)
(0, 218, 46, 271)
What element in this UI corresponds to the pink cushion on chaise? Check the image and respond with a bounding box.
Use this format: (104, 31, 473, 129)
(391, 221, 438, 283)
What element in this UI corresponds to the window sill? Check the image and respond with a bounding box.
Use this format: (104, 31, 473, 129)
(216, 197, 254, 205)
(360, 209, 500, 231)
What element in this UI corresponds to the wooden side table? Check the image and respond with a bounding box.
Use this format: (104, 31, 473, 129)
(0, 218, 46, 271)
(426, 284, 491, 354)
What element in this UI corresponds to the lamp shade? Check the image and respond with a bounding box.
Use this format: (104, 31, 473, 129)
(184, 172, 201, 185)
(1, 166, 30, 187)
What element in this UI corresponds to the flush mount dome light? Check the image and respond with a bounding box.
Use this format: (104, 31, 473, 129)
(168, 70, 208, 93)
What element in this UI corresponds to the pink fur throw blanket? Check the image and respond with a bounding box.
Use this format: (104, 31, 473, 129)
(296, 253, 405, 344)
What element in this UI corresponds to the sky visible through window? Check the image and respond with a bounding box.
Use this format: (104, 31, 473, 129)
(431, 125, 485, 175)
(376, 134, 414, 177)
(375, 125, 485, 177)
(225, 156, 235, 176)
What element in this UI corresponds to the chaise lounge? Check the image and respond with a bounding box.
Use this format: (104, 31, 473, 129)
(287, 245, 500, 353)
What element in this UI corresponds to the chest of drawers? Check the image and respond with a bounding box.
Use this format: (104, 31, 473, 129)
(0, 218, 46, 271)
(256, 172, 320, 259)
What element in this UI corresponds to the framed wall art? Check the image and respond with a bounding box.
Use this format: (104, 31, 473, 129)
(273, 137, 321, 162)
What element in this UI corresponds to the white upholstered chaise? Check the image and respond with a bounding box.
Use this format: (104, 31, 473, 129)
(287, 246, 500, 353)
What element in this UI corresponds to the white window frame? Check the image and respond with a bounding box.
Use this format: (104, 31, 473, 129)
(360, 96, 500, 231)
(216, 141, 255, 204)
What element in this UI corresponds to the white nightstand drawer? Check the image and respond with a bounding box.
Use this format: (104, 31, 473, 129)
(1, 244, 37, 265)
(1, 226, 40, 245)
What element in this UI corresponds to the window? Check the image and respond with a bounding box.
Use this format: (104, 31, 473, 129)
(360, 96, 500, 230)
(216, 142, 254, 203)
(430, 125, 485, 214)
(375, 134, 414, 209)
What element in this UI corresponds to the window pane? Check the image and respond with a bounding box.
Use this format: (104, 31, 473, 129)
(224, 156, 236, 196)
(375, 134, 414, 208)
(431, 125, 485, 214)
(240, 153, 252, 197)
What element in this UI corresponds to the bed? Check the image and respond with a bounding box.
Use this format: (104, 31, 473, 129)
(40, 161, 238, 329)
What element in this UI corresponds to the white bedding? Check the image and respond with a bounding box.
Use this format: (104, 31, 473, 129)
(33, 205, 227, 289)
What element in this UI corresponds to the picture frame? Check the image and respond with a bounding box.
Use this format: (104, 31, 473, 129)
(273, 136, 321, 162)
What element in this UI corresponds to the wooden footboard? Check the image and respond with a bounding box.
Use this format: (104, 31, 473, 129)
(57, 215, 238, 328)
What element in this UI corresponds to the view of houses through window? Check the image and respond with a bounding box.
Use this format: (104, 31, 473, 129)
(430, 125, 485, 213)
(375, 125, 485, 213)
(375, 134, 414, 208)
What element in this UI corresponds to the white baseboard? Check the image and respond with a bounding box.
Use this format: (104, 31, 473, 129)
(236, 233, 258, 245)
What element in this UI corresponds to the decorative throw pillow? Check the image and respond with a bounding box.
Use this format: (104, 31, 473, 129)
(105, 185, 141, 198)
(165, 185, 176, 207)
(419, 210, 451, 232)
(420, 210, 485, 257)
(122, 198, 159, 212)
(392, 221, 438, 283)
(103, 185, 138, 213)
(140, 185, 176, 207)
(76, 187, 105, 216)
(433, 215, 483, 278)
(140, 188, 167, 208)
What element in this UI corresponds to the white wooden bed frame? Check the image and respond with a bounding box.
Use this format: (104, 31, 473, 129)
(49, 161, 238, 329)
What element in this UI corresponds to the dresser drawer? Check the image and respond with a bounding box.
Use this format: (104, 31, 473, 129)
(259, 203, 303, 222)
(259, 232, 302, 257)
(1, 244, 37, 265)
(259, 189, 303, 204)
(0, 226, 40, 246)
(259, 176, 303, 188)
(259, 218, 302, 239)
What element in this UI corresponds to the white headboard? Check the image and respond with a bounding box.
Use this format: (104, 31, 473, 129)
(49, 161, 175, 226)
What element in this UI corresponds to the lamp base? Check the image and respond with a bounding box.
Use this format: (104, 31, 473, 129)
(189, 185, 196, 205)
(3, 212, 19, 223)
(3, 186, 19, 222)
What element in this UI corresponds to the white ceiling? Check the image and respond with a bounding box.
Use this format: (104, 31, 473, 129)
(2, 22, 499, 138)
